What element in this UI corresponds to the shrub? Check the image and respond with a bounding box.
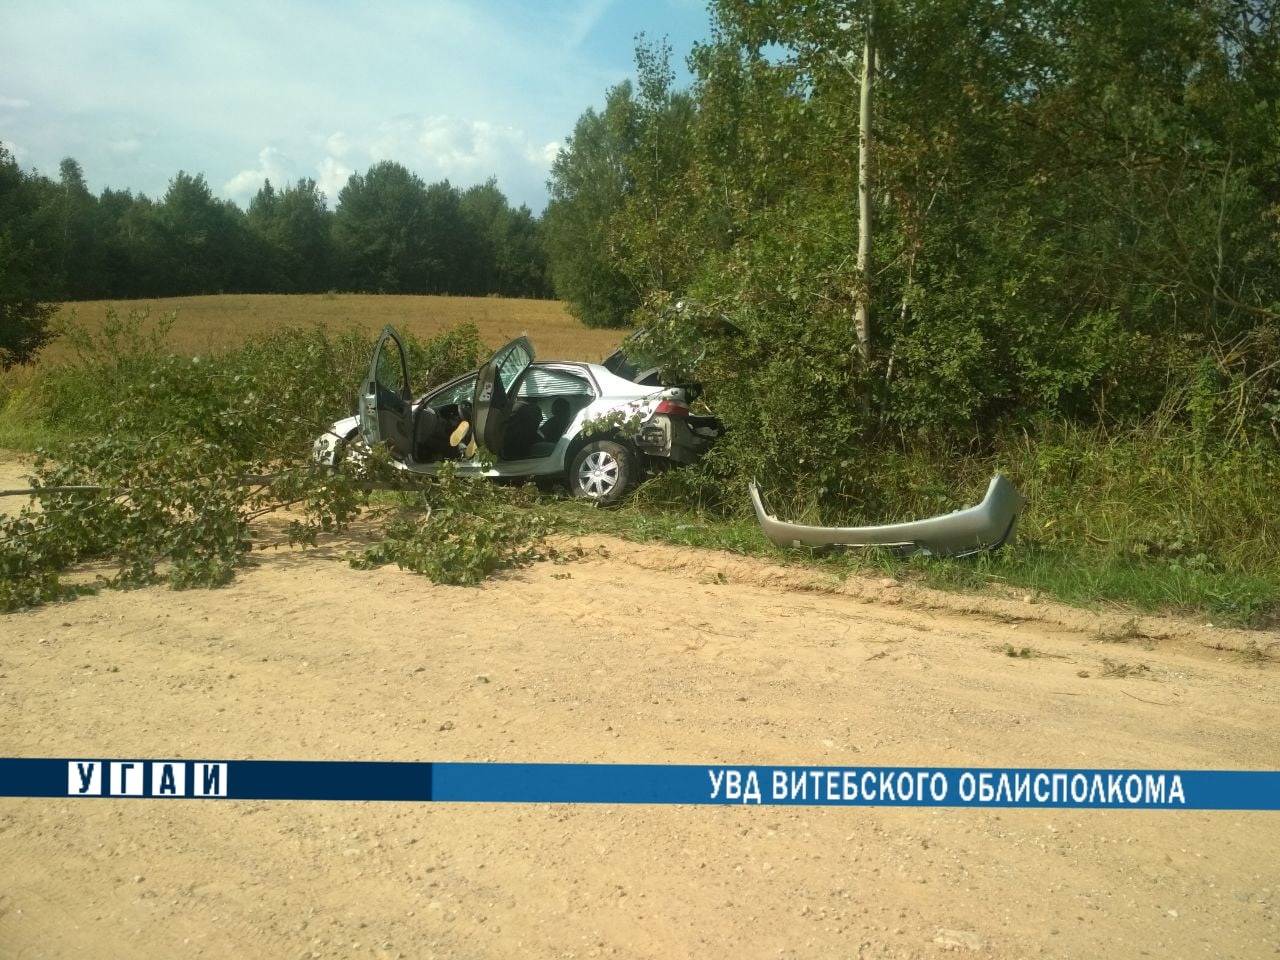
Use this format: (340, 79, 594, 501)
(0, 310, 510, 610)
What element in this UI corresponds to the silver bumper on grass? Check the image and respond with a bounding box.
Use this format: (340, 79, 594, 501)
(749, 473, 1026, 558)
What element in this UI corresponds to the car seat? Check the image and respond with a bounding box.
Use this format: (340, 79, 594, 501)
(502, 400, 544, 460)
(413, 405, 448, 461)
(539, 398, 572, 443)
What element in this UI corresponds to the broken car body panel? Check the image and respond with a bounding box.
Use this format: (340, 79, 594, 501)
(749, 473, 1026, 557)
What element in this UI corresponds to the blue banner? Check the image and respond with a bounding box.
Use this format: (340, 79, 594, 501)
(2, 759, 1277, 809)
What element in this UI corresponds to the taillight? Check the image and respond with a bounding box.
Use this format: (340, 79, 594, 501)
(654, 398, 689, 416)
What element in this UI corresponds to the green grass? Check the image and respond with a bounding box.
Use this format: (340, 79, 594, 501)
(0, 378, 52, 452)
(556, 497, 767, 554)
(536, 491, 1278, 628)
(914, 546, 1276, 627)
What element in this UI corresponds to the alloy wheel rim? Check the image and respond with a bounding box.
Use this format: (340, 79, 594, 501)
(577, 450, 619, 498)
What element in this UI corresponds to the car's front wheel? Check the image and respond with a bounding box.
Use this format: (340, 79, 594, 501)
(568, 440, 636, 505)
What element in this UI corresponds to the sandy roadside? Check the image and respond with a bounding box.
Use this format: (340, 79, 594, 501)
(0, 457, 1277, 959)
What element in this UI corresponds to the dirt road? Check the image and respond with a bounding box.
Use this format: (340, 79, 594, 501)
(1, 457, 1278, 958)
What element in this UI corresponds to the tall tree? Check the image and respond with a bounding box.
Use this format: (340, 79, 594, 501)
(156, 171, 252, 295)
(0, 144, 58, 366)
(421, 180, 465, 293)
(854, 2, 875, 365)
(614, 38, 701, 299)
(333, 161, 433, 293)
(544, 81, 643, 328)
(247, 178, 334, 292)
(460, 179, 552, 298)
(496, 205, 552, 299)
(92, 187, 142, 298)
(458, 179, 508, 295)
(55, 158, 98, 299)
(275, 179, 334, 292)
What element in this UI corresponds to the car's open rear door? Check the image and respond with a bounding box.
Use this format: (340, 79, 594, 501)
(359, 326, 414, 460)
(471, 336, 534, 457)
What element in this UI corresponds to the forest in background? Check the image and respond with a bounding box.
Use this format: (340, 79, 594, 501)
(0, 148, 551, 308)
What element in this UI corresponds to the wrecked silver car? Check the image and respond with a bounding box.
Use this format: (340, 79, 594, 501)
(749, 474, 1026, 557)
(315, 327, 723, 505)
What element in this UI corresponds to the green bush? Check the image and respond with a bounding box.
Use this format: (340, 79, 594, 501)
(352, 462, 560, 585)
(40, 308, 484, 462)
(0, 309, 495, 610)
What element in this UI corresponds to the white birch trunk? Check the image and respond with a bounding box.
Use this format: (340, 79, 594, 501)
(855, 3, 876, 364)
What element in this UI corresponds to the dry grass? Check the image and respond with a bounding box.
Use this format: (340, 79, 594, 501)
(1100, 658, 1152, 679)
(45, 294, 623, 364)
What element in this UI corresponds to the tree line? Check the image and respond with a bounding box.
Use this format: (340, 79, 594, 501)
(0, 146, 551, 331)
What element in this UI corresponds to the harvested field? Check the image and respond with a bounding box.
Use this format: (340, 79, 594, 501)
(47, 294, 622, 362)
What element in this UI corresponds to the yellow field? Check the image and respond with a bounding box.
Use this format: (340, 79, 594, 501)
(47, 294, 624, 364)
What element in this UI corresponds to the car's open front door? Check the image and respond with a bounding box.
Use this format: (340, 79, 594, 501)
(471, 336, 534, 457)
(359, 326, 414, 460)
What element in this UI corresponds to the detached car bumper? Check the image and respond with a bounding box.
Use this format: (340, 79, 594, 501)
(749, 473, 1026, 558)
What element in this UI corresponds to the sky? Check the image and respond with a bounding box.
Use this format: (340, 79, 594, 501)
(0, 0, 715, 214)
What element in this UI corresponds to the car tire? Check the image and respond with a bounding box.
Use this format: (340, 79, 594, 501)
(568, 440, 636, 505)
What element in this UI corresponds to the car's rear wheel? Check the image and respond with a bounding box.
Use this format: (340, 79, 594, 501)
(568, 440, 635, 505)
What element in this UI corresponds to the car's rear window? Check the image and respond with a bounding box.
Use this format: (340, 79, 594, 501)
(518, 368, 593, 398)
(602, 349, 641, 381)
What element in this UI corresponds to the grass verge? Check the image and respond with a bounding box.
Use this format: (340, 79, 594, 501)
(547, 496, 1277, 628)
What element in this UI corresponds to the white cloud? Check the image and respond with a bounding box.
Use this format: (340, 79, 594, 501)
(325, 131, 351, 159)
(564, 0, 614, 50)
(106, 136, 142, 155)
(535, 141, 562, 167)
(316, 155, 353, 203)
(310, 115, 558, 207)
(420, 116, 550, 179)
(223, 146, 297, 203)
(0, 95, 31, 110)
